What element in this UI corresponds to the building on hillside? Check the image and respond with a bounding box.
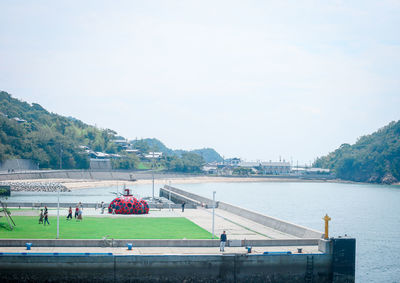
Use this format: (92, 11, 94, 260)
(113, 139, 131, 149)
(145, 152, 163, 159)
(239, 161, 261, 168)
(224, 158, 241, 166)
(12, 117, 26, 123)
(238, 161, 291, 175)
(260, 161, 291, 174)
(202, 164, 218, 174)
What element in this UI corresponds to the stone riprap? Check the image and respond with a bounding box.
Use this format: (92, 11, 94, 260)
(0, 181, 69, 192)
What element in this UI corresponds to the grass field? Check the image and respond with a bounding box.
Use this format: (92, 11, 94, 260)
(0, 216, 212, 239)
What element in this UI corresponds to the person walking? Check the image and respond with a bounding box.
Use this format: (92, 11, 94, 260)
(67, 207, 73, 220)
(101, 201, 105, 214)
(38, 209, 44, 224)
(44, 206, 48, 214)
(44, 211, 50, 225)
(181, 202, 185, 212)
(76, 208, 83, 221)
(220, 231, 227, 252)
(74, 206, 79, 218)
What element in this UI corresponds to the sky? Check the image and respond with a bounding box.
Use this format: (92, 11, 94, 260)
(1, 1, 399, 164)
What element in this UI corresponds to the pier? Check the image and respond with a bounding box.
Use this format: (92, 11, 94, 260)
(0, 184, 355, 282)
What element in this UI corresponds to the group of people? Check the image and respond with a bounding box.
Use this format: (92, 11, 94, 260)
(38, 202, 84, 225)
(38, 206, 50, 225)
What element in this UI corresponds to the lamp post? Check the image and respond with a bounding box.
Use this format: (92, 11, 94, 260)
(56, 185, 60, 239)
(212, 191, 216, 239)
(152, 152, 155, 200)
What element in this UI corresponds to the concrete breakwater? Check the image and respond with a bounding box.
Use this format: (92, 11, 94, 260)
(0, 238, 355, 283)
(0, 181, 69, 192)
(0, 169, 199, 181)
(0, 253, 334, 283)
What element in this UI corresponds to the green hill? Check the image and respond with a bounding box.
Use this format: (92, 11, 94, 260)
(314, 120, 400, 184)
(0, 91, 220, 171)
(0, 91, 118, 169)
(130, 139, 223, 163)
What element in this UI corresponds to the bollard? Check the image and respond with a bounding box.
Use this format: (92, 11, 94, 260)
(26, 243, 32, 250)
(246, 246, 252, 253)
(297, 248, 302, 253)
(127, 243, 133, 250)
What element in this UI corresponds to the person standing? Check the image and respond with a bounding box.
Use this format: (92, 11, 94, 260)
(44, 210, 50, 225)
(181, 202, 185, 212)
(67, 207, 72, 220)
(220, 231, 227, 252)
(38, 209, 44, 224)
(74, 206, 79, 218)
(77, 208, 83, 221)
(101, 202, 105, 214)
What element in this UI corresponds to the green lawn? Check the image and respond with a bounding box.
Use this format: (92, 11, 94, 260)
(0, 216, 212, 239)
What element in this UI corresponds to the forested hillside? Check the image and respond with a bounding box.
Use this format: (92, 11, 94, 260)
(0, 91, 219, 172)
(131, 138, 223, 163)
(314, 120, 400, 184)
(0, 91, 119, 169)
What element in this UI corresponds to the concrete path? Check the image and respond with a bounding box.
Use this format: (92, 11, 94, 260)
(0, 245, 320, 255)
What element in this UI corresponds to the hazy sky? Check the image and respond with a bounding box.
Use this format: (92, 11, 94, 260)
(1, 1, 399, 164)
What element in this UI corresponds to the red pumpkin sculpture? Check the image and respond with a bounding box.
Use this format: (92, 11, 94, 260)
(108, 189, 149, 214)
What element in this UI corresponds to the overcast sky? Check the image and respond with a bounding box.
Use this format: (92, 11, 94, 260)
(1, 1, 399, 164)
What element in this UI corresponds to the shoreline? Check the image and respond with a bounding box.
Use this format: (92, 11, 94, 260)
(1, 176, 359, 191)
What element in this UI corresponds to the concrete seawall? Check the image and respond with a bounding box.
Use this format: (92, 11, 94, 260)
(0, 170, 199, 181)
(0, 253, 333, 283)
(218, 201, 323, 239)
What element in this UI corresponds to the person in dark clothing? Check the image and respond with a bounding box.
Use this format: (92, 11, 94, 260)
(67, 207, 73, 220)
(74, 206, 79, 218)
(44, 206, 48, 214)
(181, 202, 185, 212)
(38, 209, 44, 224)
(220, 231, 227, 252)
(44, 211, 50, 225)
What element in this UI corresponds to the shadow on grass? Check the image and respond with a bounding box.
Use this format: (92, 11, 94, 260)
(0, 221, 13, 231)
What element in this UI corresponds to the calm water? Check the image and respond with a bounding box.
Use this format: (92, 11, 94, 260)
(6, 182, 400, 282)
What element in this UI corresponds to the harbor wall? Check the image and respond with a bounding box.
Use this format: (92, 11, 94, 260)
(218, 201, 323, 239)
(0, 170, 199, 181)
(0, 253, 333, 283)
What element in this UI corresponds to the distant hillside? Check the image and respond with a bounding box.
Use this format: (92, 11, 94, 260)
(190, 148, 223, 163)
(0, 91, 221, 171)
(0, 91, 118, 169)
(314, 120, 400, 184)
(131, 139, 223, 163)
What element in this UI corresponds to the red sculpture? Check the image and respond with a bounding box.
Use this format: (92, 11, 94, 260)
(108, 189, 149, 214)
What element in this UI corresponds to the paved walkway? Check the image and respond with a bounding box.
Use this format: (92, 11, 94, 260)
(0, 245, 320, 255)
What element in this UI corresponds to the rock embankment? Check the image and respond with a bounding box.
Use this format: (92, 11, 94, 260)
(0, 181, 70, 192)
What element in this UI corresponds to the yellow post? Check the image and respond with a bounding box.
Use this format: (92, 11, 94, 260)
(323, 214, 331, 239)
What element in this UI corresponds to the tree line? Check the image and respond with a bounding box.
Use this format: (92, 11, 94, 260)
(0, 91, 205, 173)
(314, 120, 400, 184)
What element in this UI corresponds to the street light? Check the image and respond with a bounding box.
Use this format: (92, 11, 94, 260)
(152, 152, 155, 200)
(56, 185, 60, 239)
(212, 191, 216, 239)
